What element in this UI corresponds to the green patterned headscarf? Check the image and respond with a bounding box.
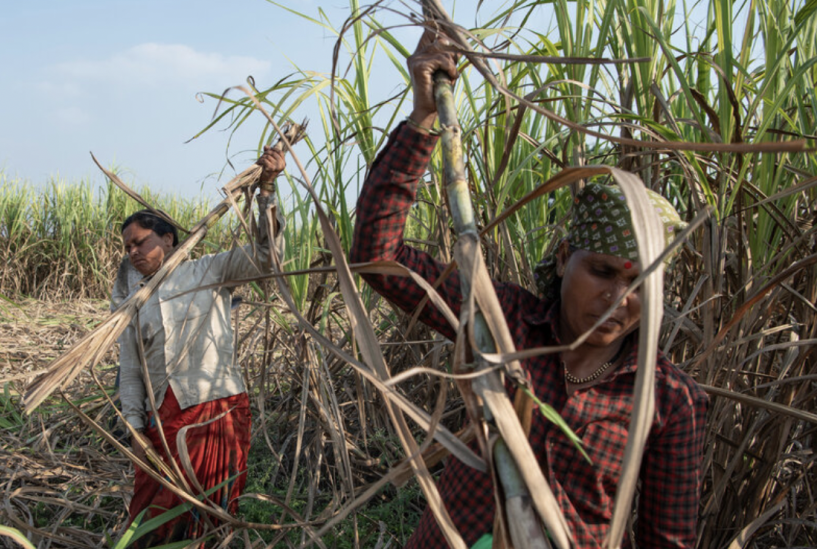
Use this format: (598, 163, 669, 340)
(534, 183, 687, 298)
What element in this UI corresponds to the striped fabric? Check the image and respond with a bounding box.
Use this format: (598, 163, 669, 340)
(128, 387, 251, 547)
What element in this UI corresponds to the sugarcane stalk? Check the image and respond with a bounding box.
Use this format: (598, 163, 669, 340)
(23, 122, 305, 413)
(433, 71, 556, 549)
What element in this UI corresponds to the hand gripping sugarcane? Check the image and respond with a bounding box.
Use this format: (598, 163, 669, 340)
(431, 51, 570, 549)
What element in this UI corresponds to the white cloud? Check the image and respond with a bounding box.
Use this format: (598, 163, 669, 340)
(36, 79, 84, 98)
(54, 43, 271, 90)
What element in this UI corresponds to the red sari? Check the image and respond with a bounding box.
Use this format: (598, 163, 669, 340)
(128, 387, 251, 546)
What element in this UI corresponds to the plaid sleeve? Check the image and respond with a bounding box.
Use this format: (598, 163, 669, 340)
(636, 370, 709, 548)
(350, 122, 465, 340)
(351, 121, 438, 264)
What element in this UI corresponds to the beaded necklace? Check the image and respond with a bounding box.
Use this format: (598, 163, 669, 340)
(562, 344, 625, 385)
(562, 359, 614, 384)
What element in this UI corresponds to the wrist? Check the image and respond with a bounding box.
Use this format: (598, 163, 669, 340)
(259, 180, 276, 195)
(406, 116, 439, 136)
(409, 111, 437, 132)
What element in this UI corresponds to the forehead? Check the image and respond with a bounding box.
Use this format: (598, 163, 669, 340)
(572, 248, 641, 272)
(122, 222, 154, 243)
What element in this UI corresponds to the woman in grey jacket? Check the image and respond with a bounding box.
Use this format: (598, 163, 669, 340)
(112, 147, 286, 546)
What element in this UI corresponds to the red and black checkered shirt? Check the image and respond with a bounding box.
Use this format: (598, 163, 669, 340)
(351, 122, 708, 548)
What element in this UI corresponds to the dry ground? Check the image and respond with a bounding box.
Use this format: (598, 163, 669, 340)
(1, 299, 130, 548)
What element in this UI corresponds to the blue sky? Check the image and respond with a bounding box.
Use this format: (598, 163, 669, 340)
(0, 0, 389, 200)
(1, 1, 722, 203)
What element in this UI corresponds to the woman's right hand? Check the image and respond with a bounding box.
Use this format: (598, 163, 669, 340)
(407, 29, 459, 131)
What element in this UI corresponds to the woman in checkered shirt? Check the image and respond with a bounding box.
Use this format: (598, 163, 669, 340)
(350, 31, 708, 549)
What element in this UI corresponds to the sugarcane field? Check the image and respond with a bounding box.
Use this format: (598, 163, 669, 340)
(1, 1, 816, 548)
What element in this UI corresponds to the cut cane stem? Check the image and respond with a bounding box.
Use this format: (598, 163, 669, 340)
(433, 68, 562, 549)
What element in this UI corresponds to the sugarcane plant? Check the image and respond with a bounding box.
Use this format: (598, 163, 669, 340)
(5, 1, 817, 547)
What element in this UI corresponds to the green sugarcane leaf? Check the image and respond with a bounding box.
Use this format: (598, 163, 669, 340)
(794, 0, 817, 27)
(522, 386, 592, 464)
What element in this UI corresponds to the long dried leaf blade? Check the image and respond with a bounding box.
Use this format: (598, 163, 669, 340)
(604, 169, 666, 549)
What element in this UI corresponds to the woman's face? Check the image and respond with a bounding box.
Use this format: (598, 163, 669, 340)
(122, 222, 174, 276)
(557, 242, 642, 348)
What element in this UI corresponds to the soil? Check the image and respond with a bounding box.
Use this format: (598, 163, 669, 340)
(1, 298, 129, 547)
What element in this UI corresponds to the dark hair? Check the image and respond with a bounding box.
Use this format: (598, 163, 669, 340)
(121, 210, 179, 246)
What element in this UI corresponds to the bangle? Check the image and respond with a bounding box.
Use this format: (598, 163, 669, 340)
(259, 181, 276, 193)
(406, 117, 440, 136)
